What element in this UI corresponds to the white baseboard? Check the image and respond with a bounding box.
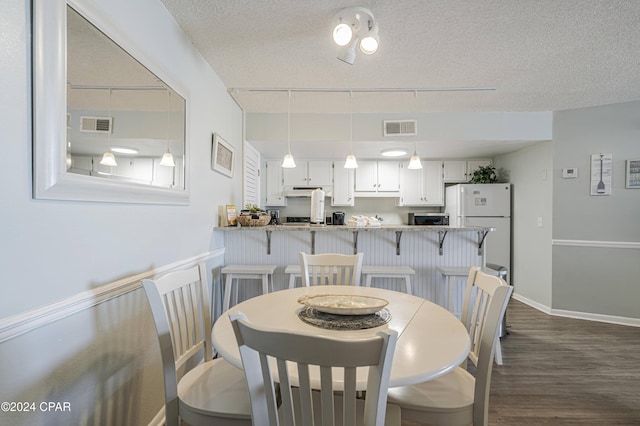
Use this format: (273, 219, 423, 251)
(512, 293, 552, 315)
(147, 407, 165, 426)
(513, 292, 640, 328)
(0, 249, 225, 343)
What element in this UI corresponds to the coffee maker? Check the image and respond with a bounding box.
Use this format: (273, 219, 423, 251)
(332, 211, 346, 225)
(267, 209, 280, 225)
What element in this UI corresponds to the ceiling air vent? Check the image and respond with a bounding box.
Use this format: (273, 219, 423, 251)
(80, 116, 112, 134)
(383, 120, 417, 136)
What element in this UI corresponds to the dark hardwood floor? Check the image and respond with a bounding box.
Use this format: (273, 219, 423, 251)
(402, 299, 640, 425)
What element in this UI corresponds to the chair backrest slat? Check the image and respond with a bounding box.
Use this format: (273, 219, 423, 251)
(300, 252, 363, 287)
(231, 312, 397, 426)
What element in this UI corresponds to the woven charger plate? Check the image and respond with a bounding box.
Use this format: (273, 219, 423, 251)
(298, 307, 391, 330)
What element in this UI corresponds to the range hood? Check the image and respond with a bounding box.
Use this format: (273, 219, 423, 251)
(284, 186, 332, 197)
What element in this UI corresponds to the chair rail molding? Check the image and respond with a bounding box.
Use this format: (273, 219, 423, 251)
(0, 249, 225, 343)
(552, 239, 640, 249)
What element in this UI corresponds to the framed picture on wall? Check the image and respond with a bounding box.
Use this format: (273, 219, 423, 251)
(626, 159, 640, 188)
(211, 133, 234, 177)
(590, 153, 612, 196)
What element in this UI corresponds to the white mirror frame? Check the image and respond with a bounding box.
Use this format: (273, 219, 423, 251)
(32, 0, 189, 204)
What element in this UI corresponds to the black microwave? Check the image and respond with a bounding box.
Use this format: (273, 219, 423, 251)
(408, 213, 449, 226)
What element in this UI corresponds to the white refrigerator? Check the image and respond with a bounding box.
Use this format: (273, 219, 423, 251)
(445, 183, 512, 284)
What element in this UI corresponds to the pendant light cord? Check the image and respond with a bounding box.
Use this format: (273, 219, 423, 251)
(166, 89, 171, 150)
(349, 91, 353, 152)
(287, 90, 291, 153)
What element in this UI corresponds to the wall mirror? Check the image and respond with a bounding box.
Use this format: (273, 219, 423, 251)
(33, 0, 189, 204)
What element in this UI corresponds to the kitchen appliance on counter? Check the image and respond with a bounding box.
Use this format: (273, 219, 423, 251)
(267, 209, 280, 225)
(445, 183, 511, 284)
(332, 211, 346, 225)
(310, 188, 326, 226)
(285, 216, 310, 223)
(408, 212, 449, 226)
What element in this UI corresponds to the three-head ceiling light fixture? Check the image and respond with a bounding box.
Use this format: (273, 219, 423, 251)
(332, 7, 379, 65)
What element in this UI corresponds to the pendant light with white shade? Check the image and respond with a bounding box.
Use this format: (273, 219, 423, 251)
(407, 91, 422, 169)
(99, 88, 117, 167)
(407, 141, 422, 169)
(160, 89, 176, 167)
(282, 90, 296, 168)
(344, 91, 358, 169)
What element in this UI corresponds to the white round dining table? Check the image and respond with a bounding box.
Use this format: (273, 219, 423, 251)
(212, 285, 470, 390)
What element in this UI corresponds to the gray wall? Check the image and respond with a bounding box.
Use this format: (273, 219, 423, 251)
(494, 141, 553, 307)
(495, 101, 640, 320)
(0, 0, 242, 424)
(552, 101, 640, 318)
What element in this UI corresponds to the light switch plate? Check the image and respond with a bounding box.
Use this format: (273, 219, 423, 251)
(562, 168, 578, 178)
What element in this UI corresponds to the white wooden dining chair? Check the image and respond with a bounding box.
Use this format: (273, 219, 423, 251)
(142, 262, 252, 426)
(230, 312, 401, 426)
(386, 268, 512, 426)
(299, 252, 363, 286)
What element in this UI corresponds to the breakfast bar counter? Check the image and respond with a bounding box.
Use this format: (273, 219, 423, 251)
(213, 224, 492, 310)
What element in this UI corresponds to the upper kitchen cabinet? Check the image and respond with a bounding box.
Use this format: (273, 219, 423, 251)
(265, 160, 286, 206)
(283, 160, 333, 188)
(443, 159, 492, 182)
(399, 160, 444, 206)
(355, 161, 401, 196)
(332, 164, 354, 206)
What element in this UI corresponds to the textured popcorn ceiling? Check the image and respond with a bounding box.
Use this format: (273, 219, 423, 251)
(161, 0, 640, 114)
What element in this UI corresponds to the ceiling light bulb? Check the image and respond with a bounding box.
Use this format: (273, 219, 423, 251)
(360, 26, 379, 55)
(408, 152, 423, 169)
(333, 23, 353, 46)
(111, 146, 139, 154)
(381, 149, 407, 157)
(282, 152, 296, 168)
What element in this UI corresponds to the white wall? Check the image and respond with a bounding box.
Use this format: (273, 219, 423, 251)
(494, 141, 553, 307)
(0, 0, 242, 423)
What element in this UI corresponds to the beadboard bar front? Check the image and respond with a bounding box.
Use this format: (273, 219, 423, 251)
(215, 225, 491, 310)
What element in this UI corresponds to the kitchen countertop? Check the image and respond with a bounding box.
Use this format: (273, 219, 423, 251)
(215, 224, 494, 232)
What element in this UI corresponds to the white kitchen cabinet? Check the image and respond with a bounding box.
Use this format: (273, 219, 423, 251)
(399, 160, 443, 206)
(332, 164, 354, 206)
(69, 155, 92, 175)
(466, 160, 492, 177)
(265, 160, 286, 206)
(283, 160, 332, 187)
(354, 160, 400, 195)
(443, 159, 492, 182)
(132, 158, 153, 184)
(153, 158, 176, 187)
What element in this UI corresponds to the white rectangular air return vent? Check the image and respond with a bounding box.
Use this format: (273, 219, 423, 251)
(80, 116, 112, 134)
(383, 120, 417, 136)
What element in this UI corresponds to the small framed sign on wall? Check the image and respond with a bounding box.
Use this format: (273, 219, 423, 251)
(626, 159, 640, 189)
(590, 153, 612, 196)
(212, 133, 234, 178)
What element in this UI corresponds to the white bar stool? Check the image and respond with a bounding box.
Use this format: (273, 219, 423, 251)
(284, 265, 301, 289)
(436, 266, 471, 317)
(362, 265, 415, 294)
(221, 265, 276, 311)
